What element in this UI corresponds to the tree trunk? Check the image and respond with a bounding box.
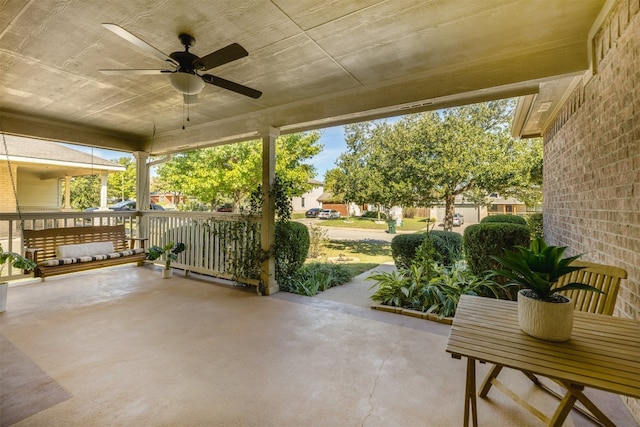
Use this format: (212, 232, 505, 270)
(443, 194, 456, 231)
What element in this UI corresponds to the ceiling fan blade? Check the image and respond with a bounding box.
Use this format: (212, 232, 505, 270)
(184, 94, 199, 104)
(102, 23, 178, 68)
(100, 69, 172, 75)
(193, 43, 248, 71)
(201, 74, 262, 99)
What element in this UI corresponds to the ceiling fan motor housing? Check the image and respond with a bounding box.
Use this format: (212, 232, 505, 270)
(168, 34, 205, 95)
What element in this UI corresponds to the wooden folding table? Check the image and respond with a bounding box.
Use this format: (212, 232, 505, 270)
(446, 295, 640, 426)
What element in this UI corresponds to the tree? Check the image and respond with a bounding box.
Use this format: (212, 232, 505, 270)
(107, 157, 136, 202)
(69, 175, 100, 210)
(155, 131, 322, 211)
(395, 100, 537, 230)
(328, 122, 412, 220)
(328, 100, 542, 230)
(503, 138, 543, 210)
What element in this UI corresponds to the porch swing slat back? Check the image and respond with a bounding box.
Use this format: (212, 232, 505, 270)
(23, 225, 146, 279)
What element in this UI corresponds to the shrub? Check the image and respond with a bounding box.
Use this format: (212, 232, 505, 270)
(307, 223, 328, 258)
(368, 261, 505, 317)
(430, 230, 463, 265)
(527, 213, 544, 240)
(391, 231, 462, 268)
(463, 223, 530, 281)
(480, 214, 527, 225)
(362, 210, 387, 220)
(275, 221, 310, 285)
(390, 233, 427, 269)
(284, 262, 351, 296)
(403, 206, 416, 219)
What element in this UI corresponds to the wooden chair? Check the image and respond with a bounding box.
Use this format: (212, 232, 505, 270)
(480, 261, 628, 424)
(552, 260, 627, 315)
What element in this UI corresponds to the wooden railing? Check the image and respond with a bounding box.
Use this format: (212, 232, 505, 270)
(144, 211, 262, 285)
(0, 211, 262, 286)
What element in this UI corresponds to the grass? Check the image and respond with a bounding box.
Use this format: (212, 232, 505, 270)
(316, 217, 431, 231)
(306, 239, 393, 278)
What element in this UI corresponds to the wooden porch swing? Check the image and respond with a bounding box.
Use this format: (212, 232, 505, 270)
(2, 133, 147, 280)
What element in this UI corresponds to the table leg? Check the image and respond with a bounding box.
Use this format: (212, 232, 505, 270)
(463, 357, 478, 427)
(548, 387, 577, 427)
(555, 381, 615, 427)
(479, 364, 503, 397)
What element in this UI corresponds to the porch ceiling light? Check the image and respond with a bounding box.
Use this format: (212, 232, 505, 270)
(168, 72, 205, 95)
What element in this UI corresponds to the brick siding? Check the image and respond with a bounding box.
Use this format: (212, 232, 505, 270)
(543, 0, 639, 417)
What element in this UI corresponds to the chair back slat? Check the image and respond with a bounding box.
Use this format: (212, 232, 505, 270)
(554, 261, 627, 315)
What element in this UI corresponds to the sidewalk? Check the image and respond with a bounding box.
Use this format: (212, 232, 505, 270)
(313, 261, 396, 308)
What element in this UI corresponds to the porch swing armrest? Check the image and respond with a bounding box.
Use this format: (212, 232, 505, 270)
(24, 247, 43, 263)
(129, 237, 148, 251)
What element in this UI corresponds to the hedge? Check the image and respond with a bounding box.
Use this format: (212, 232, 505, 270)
(480, 214, 527, 225)
(391, 233, 427, 269)
(275, 220, 310, 284)
(527, 213, 544, 239)
(391, 231, 462, 268)
(463, 223, 530, 279)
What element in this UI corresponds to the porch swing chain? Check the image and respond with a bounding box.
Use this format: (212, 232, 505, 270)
(1, 124, 26, 232)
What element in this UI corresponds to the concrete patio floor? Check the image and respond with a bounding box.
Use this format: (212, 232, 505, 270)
(1, 264, 637, 426)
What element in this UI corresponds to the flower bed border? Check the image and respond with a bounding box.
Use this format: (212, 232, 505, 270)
(370, 303, 453, 325)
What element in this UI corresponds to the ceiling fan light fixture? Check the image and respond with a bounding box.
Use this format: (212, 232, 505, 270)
(169, 72, 205, 95)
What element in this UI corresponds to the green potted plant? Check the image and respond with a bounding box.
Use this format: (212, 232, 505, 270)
(146, 242, 186, 279)
(0, 244, 37, 312)
(490, 238, 602, 342)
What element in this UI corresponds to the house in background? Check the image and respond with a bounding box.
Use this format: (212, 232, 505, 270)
(150, 192, 186, 210)
(291, 179, 324, 213)
(487, 196, 528, 216)
(0, 135, 124, 212)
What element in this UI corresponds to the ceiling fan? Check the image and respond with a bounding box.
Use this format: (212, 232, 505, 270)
(99, 23, 262, 104)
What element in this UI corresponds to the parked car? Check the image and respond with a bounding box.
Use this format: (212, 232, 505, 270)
(216, 204, 233, 212)
(452, 213, 464, 226)
(305, 208, 321, 218)
(85, 200, 165, 212)
(318, 209, 341, 220)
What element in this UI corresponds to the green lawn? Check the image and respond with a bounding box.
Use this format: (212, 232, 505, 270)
(316, 217, 431, 231)
(305, 239, 393, 278)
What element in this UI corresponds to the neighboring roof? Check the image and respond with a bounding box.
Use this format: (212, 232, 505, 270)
(1, 134, 125, 176)
(490, 197, 526, 205)
(317, 191, 341, 203)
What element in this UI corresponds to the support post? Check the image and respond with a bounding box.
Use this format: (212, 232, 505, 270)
(260, 127, 279, 295)
(133, 151, 150, 240)
(63, 175, 72, 210)
(98, 173, 109, 210)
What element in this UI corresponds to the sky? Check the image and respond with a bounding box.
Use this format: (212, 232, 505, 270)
(66, 116, 405, 182)
(66, 125, 349, 182)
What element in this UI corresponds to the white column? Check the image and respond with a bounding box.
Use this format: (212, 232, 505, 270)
(133, 151, 150, 240)
(98, 173, 108, 210)
(260, 127, 279, 295)
(64, 175, 72, 210)
(133, 152, 150, 209)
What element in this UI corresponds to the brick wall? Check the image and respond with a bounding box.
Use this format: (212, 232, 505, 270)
(543, 0, 639, 417)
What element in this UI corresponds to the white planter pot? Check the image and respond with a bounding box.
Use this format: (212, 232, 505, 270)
(162, 269, 173, 279)
(517, 289, 573, 342)
(0, 282, 8, 312)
